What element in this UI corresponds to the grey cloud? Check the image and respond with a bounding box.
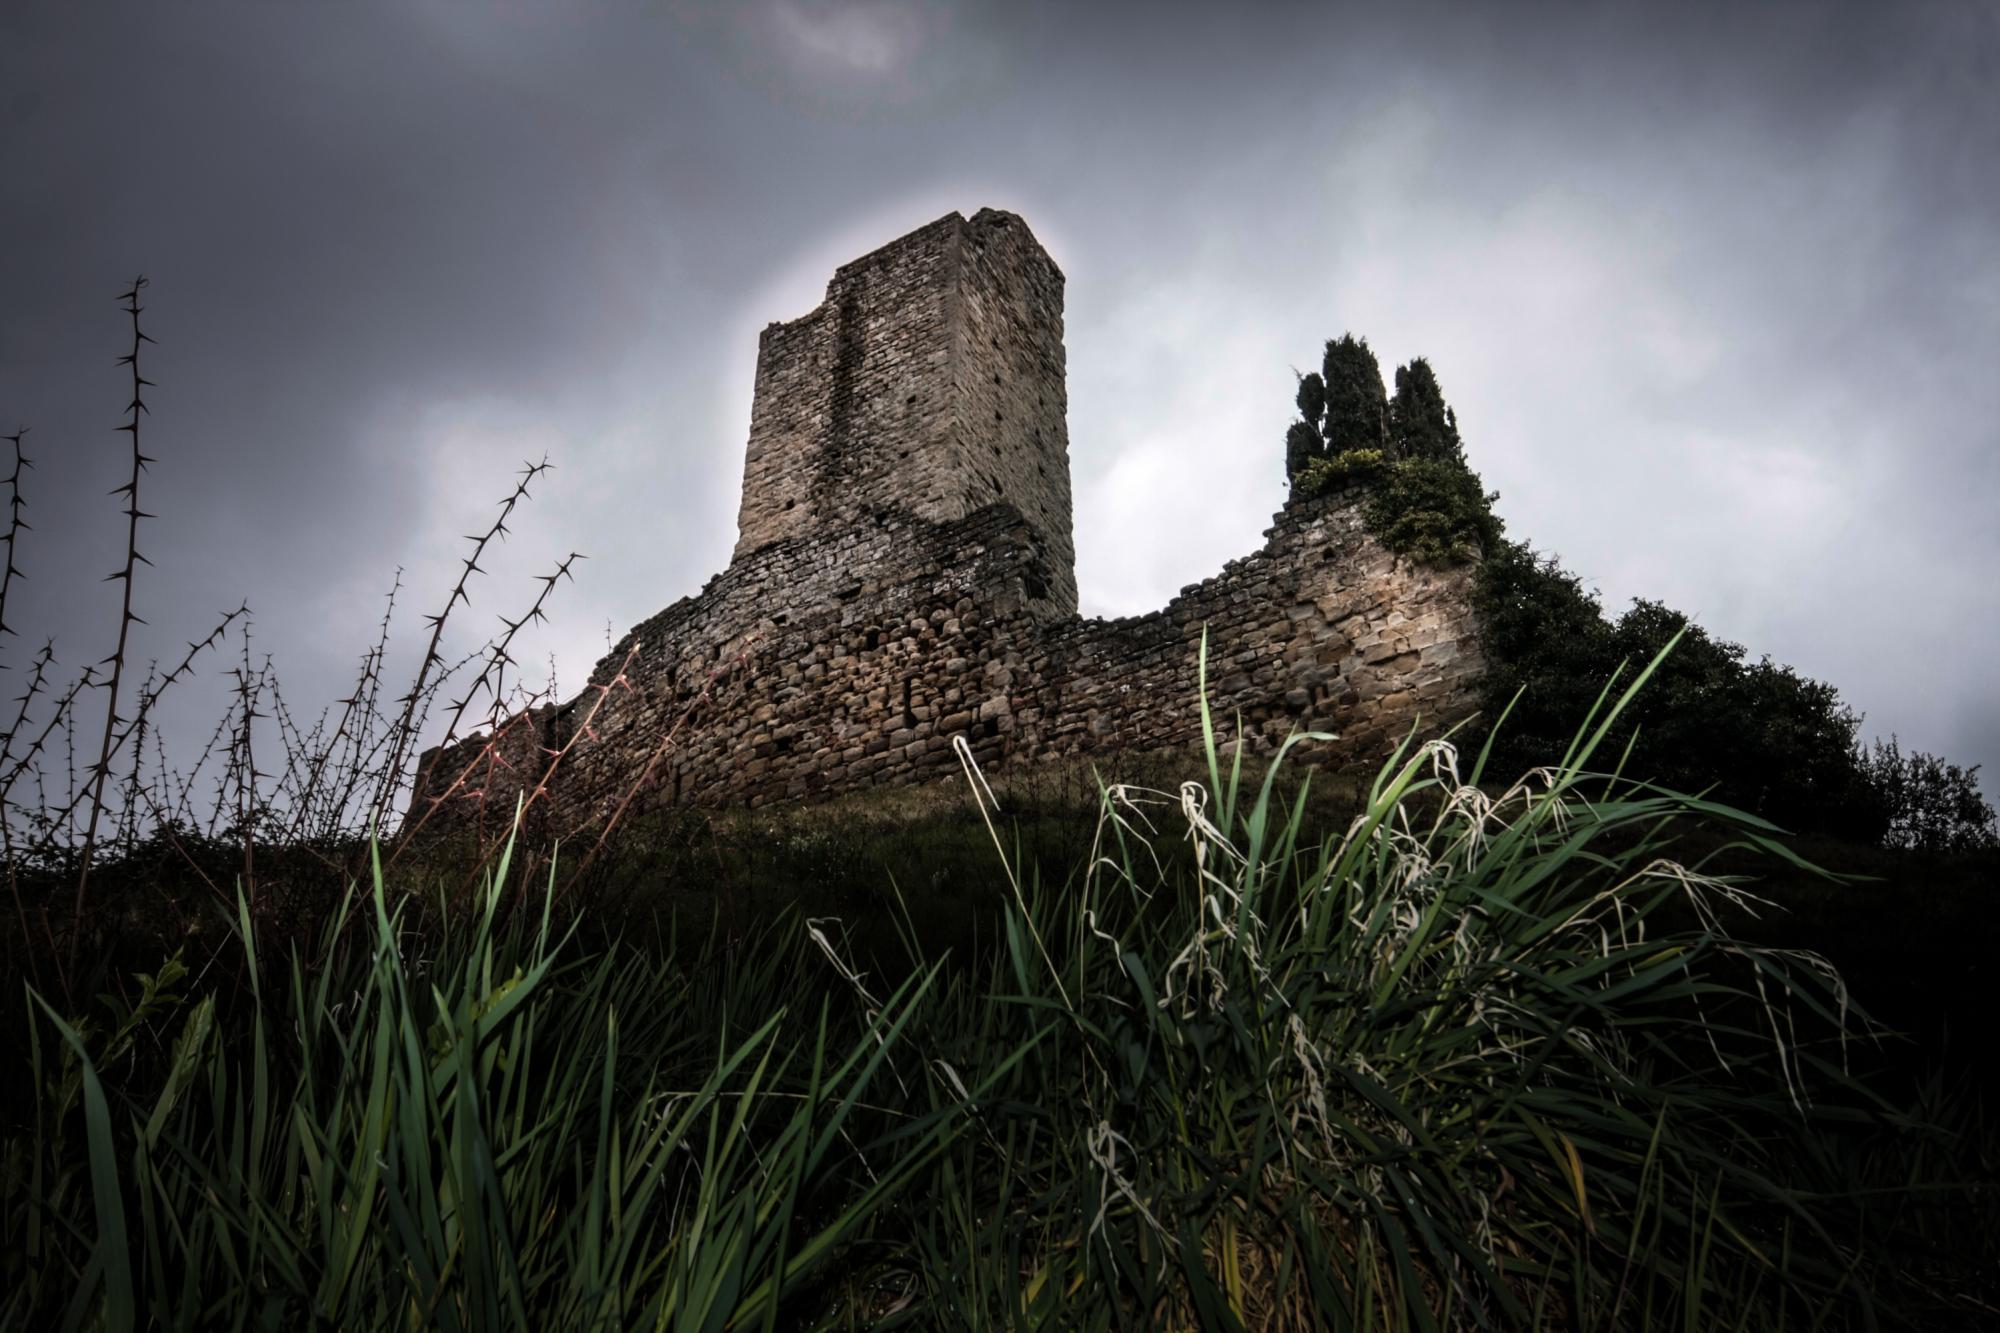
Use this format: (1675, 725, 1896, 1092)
(0, 0, 1992, 807)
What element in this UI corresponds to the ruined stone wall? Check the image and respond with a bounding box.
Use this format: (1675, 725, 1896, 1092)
(408, 209, 1487, 835)
(414, 487, 1484, 830)
(1023, 493, 1480, 766)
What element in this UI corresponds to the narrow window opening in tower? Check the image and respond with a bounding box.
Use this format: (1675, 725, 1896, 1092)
(901, 677, 915, 728)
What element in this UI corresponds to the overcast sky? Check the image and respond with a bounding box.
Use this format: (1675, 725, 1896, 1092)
(2, 0, 1995, 809)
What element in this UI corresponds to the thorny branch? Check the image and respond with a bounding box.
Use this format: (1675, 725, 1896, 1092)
(0, 428, 31, 657)
(430, 550, 585, 786)
(372, 456, 551, 832)
(73, 277, 157, 949)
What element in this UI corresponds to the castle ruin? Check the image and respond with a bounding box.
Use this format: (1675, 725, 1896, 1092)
(413, 209, 1486, 829)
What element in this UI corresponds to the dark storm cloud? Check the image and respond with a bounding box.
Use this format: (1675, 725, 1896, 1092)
(1, 0, 1993, 804)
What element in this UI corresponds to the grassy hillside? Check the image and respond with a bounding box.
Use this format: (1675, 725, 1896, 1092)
(5, 653, 1996, 1330)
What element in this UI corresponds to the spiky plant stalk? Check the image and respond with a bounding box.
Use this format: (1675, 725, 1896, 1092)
(1, 641, 54, 988)
(72, 279, 157, 966)
(0, 428, 31, 662)
(311, 570, 400, 840)
(228, 624, 265, 908)
(49, 603, 244, 835)
(424, 551, 584, 805)
(371, 458, 550, 833)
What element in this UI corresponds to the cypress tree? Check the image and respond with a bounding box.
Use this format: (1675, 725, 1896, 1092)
(1285, 371, 1328, 482)
(1296, 371, 1326, 428)
(1319, 334, 1387, 454)
(1285, 422, 1322, 480)
(1390, 357, 1463, 465)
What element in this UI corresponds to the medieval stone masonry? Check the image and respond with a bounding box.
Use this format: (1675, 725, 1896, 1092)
(411, 209, 1486, 831)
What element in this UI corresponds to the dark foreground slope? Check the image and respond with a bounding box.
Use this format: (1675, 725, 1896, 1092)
(6, 686, 1996, 1329)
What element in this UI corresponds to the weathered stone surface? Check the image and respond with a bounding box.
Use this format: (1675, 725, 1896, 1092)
(410, 209, 1486, 832)
(731, 209, 1075, 615)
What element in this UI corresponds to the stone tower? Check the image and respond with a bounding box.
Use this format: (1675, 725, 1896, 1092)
(732, 208, 1078, 615)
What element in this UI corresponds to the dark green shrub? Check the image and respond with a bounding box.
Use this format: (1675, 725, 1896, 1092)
(1473, 545, 1888, 838)
(1858, 736, 1999, 853)
(1471, 538, 1618, 764)
(1601, 601, 1881, 835)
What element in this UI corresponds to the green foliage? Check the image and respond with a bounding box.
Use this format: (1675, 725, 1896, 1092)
(1364, 454, 1502, 565)
(3, 840, 988, 1331)
(1287, 446, 1387, 500)
(1858, 735, 1999, 853)
(1389, 355, 1464, 465)
(1610, 602, 1880, 829)
(1474, 541, 1888, 837)
(1474, 546, 1998, 847)
(5, 658, 1992, 1328)
(1470, 538, 1622, 779)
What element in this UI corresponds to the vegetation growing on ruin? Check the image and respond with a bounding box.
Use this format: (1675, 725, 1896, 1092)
(1283, 335, 1999, 852)
(1286, 445, 1385, 498)
(1287, 336, 1501, 565)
